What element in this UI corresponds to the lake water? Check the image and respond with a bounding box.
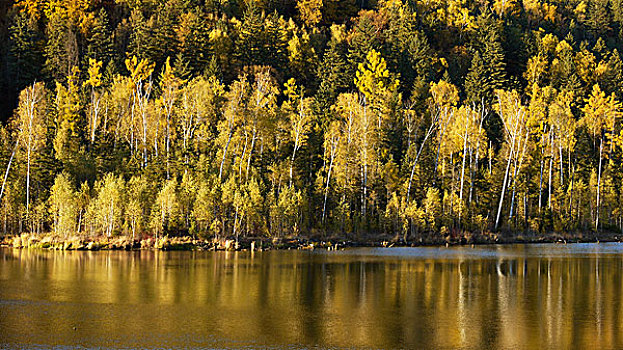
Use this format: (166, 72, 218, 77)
(1, 243, 623, 349)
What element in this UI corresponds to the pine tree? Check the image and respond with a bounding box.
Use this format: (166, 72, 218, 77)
(8, 11, 43, 89)
(176, 10, 210, 74)
(44, 11, 79, 82)
(481, 31, 507, 95)
(383, 4, 435, 96)
(347, 11, 381, 75)
(315, 27, 350, 115)
(236, 1, 265, 67)
(464, 51, 487, 104)
(84, 8, 114, 68)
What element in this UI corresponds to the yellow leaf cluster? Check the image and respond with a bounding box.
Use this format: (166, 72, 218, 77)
(296, 0, 323, 27)
(581, 84, 621, 139)
(524, 54, 548, 86)
(355, 49, 399, 103)
(125, 56, 155, 83)
(540, 33, 558, 54)
(493, 0, 518, 18)
(15, 0, 45, 21)
(523, 0, 557, 23)
(430, 80, 459, 108)
(84, 58, 103, 88)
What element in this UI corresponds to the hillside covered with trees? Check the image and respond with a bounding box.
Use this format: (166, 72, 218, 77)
(1, 0, 623, 242)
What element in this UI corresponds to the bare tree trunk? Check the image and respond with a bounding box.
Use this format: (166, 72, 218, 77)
(246, 129, 257, 178)
(26, 140, 31, 221)
(596, 137, 603, 229)
(548, 143, 553, 209)
(219, 130, 234, 181)
(559, 144, 564, 188)
(322, 156, 334, 223)
(0, 138, 19, 203)
(289, 135, 299, 188)
(495, 146, 514, 230)
(322, 136, 339, 223)
(469, 146, 475, 204)
(77, 210, 82, 235)
(407, 122, 435, 202)
(538, 157, 544, 212)
(166, 112, 171, 179)
(239, 131, 248, 177)
(458, 129, 468, 225)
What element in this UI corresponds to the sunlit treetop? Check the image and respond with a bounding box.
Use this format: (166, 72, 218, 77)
(430, 80, 459, 108)
(355, 49, 399, 103)
(84, 58, 102, 88)
(125, 56, 155, 83)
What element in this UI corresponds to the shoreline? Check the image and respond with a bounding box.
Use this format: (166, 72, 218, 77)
(1, 231, 622, 251)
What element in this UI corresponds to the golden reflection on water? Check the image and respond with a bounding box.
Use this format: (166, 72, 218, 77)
(1, 245, 623, 349)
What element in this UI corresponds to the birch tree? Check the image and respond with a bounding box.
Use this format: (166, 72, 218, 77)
(495, 89, 531, 229)
(125, 56, 155, 167)
(14, 82, 47, 220)
(48, 172, 76, 237)
(158, 57, 185, 178)
(84, 58, 103, 145)
(218, 77, 248, 180)
(580, 84, 621, 229)
(283, 78, 312, 188)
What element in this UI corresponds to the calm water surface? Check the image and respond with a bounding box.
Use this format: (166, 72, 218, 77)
(1, 244, 623, 349)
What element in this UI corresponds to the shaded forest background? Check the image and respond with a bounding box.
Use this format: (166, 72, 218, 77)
(1, 0, 623, 240)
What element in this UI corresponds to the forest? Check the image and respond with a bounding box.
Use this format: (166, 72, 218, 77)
(0, 0, 623, 242)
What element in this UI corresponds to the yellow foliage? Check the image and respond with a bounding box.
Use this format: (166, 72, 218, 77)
(44, 0, 90, 24)
(15, 0, 45, 20)
(284, 78, 301, 102)
(574, 1, 587, 20)
(430, 80, 459, 108)
(78, 11, 96, 37)
(209, 28, 227, 42)
(549, 89, 576, 149)
(160, 57, 185, 89)
(84, 58, 103, 88)
(526, 84, 555, 136)
(493, 0, 518, 18)
(57, 68, 81, 120)
(287, 30, 317, 72)
(524, 54, 548, 85)
(574, 49, 597, 85)
(329, 24, 346, 43)
(555, 40, 572, 55)
(540, 33, 558, 54)
(581, 84, 621, 140)
(444, 0, 477, 31)
(297, 0, 323, 27)
(125, 56, 155, 83)
(543, 3, 557, 21)
(523, 0, 557, 23)
(355, 49, 399, 104)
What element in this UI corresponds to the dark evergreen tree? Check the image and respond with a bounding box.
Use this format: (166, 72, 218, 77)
(8, 11, 43, 90)
(84, 9, 114, 68)
(44, 12, 79, 81)
(176, 9, 210, 74)
(464, 50, 488, 104)
(236, 1, 266, 67)
(315, 36, 350, 119)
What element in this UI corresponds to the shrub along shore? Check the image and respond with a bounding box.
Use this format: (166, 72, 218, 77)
(1, 231, 622, 251)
